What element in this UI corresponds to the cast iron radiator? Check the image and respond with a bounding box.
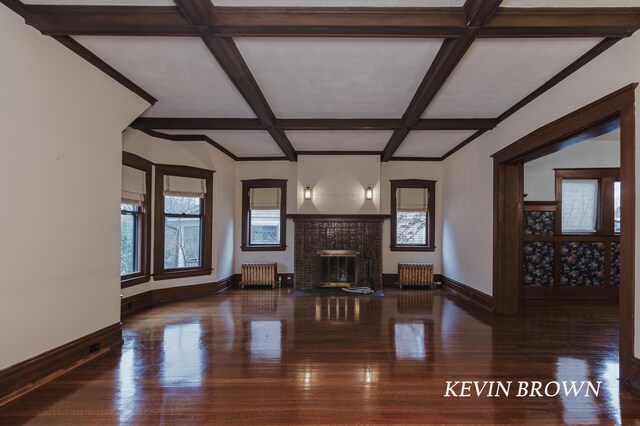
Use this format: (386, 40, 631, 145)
(240, 262, 277, 288)
(397, 263, 434, 288)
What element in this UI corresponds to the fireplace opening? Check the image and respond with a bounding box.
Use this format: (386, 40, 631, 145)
(317, 250, 359, 287)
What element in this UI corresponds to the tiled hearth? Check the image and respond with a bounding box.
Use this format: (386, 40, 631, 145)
(289, 215, 389, 290)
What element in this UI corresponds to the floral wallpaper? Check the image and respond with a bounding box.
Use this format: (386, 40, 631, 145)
(561, 242, 605, 286)
(611, 242, 621, 287)
(523, 242, 554, 286)
(523, 211, 555, 236)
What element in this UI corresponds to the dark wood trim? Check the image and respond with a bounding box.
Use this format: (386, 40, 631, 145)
(297, 151, 381, 156)
(132, 117, 263, 130)
(479, 8, 640, 38)
(389, 157, 442, 162)
(625, 357, 640, 396)
(121, 152, 153, 288)
(235, 156, 290, 161)
(413, 118, 498, 130)
(52, 36, 157, 105)
(0, 323, 121, 407)
(153, 164, 214, 280)
(465, 0, 503, 27)
(241, 179, 288, 252)
(138, 129, 238, 161)
(121, 275, 235, 318)
(286, 214, 390, 222)
(277, 119, 401, 130)
(390, 179, 436, 251)
(492, 84, 636, 383)
(523, 286, 619, 300)
(441, 275, 493, 312)
(523, 235, 620, 243)
(523, 201, 557, 212)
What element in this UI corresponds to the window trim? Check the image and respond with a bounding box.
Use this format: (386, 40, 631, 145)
(555, 168, 620, 236)
(390, 179, 436, 252)
(121, 152, 152, 288)
(241, 179, 287, 252)
(154, 164, 214, 280)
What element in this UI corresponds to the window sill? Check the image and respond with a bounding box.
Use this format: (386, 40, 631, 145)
(390, 246, 436, 252)
(121, 274, 151, 288)
(153, 268, 213, 281)
(241, 245, 287, 252)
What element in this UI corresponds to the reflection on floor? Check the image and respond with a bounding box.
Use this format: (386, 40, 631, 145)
(0, 288, 638, 424)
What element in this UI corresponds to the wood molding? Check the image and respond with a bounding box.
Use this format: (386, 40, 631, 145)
(523, 286, 619, 300)
(625, 357, 640, 396)
(121, 275, 235, 317)
(241, 179, 288, 252)
(0, 323, 121, 407)
(390, 179, 436, 251)
(441, 275, 493, 312)
(138, 129, 238, 161)
(286, 214, 391, 222)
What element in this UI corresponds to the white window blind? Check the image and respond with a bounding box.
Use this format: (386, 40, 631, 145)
(562, 179, 598, 233)
(163, 175, 206, 198)
(121, 165, 146, 206)
(397, 188, 428, 212)
(250, 188, 281, 210)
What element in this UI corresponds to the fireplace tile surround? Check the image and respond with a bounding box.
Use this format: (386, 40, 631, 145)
(289, 215, 389, 290)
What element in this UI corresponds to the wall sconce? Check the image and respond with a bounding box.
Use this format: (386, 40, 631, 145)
(365, 185, 373, 200)
(304, 186, 312, 200)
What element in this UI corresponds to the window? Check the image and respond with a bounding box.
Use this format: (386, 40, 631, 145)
(390, 180, 436, 251)
(556, 168, 620, 235)
(241, 179, 287, 251)
(121, 152, 152, 287)
(154, 165, 213, 280)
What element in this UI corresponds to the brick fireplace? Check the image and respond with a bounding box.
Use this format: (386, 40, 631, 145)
(289, 214, 389, 290)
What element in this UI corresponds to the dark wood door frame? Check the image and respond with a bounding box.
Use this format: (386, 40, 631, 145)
(492, 84, 637, 383)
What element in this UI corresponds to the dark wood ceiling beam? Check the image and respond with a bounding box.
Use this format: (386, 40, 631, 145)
(414, 118, 497, 130)
(23, 5, 198, 36)
(141, 129, 238, 161)
(275, 119, 402, 131)
(131, 117, 263, 130)
(479, 8, 640, 37)
(464, 0, 503, 27)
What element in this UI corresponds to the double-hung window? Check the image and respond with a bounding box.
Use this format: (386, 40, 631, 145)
(154, 165, 213, 279)
(241, 179, 287, 251)
(390, 180, 436, 251)
(121, 153, 152, 287)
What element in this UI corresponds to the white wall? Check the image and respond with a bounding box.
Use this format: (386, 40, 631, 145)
(440, 32, 640, 356)
(0, 7, 149, 369)
(121, 129, 236, 297)
(524, 131, 620, 201)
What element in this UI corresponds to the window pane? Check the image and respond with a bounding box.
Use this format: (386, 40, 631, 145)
(614, 181, 621, 233)
(562, 179, 598, 233)
(397, 211, 427, 245)
(120, 212, 137, 275)
(164, 217, 201, 269)
(121, 203, 138, 213)
(250, 209, 280, 245)
(164, 196, 201, 215)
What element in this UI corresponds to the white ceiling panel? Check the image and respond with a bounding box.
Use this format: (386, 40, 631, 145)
(394, 130, 476, 157)
(236, 37, 444, 119)
(25, 0, 173, 4)
(502, 0, 639, 6)
(214, 0, 464, 6)
(286, 130, 393, 151)
(74, 37, 256, 118)
(422, 38, 602, 119)
(161, 130, 284, 157)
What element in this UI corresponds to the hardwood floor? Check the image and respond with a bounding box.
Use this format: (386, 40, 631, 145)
(1, 288, 639, 425)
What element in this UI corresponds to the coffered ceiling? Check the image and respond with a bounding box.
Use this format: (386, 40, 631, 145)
(5, 0, 640, 161)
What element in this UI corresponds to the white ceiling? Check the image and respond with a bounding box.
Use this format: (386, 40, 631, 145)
(502, 0, 639, 6)
(24, 0, 173, 4)
(422, 38, 602, 119)
(235, 37, 444, 119)
(160, 130, 284, 157)
(286, 130, 394, 151)
(214, 0, 465, 6)
(74, 37, 256, 118)
(394, 130, 476, 157)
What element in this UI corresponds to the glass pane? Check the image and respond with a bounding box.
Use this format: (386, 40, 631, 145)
(164, 217, 201, 269)
(121, 203, 138, 213)
(164, 196, 201, 215)
(562, 179, 598, 233)
(614, 181, 621, 233)
(396, 211, 427, 245)
(250, 209, 280, 245)
(120, 213, 138, 275)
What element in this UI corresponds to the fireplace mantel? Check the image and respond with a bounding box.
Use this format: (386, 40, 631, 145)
(287, 214, 390, 222)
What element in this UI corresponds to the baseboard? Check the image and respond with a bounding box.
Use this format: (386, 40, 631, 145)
(625, 357, 640, 395)
(523, 286, 619, 300)
(441, 275, 494, 312)
(121, 275, 235, 318)
(0, 323, 121, 407)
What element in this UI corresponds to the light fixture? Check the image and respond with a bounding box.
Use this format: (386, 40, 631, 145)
(365, 185, 373, 200)
(304, 186, 312, 200)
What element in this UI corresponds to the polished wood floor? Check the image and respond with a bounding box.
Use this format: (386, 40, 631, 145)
(1, 288, 639, 425)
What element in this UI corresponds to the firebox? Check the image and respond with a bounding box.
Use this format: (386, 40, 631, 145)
(316, 250, 360, 287)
